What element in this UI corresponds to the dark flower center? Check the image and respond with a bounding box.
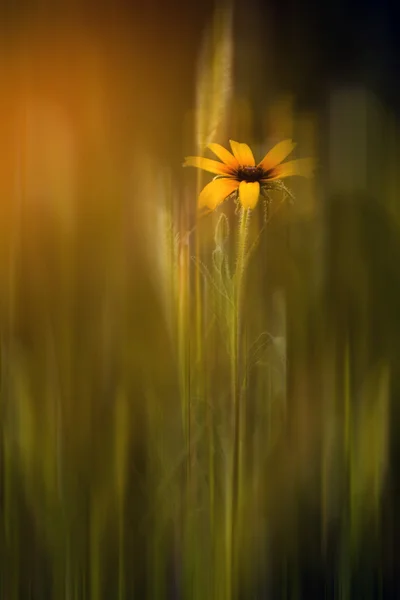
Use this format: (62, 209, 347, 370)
(237, 165, 265, 182)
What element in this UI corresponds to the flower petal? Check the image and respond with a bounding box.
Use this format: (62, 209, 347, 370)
(183, 156, 233, 175)
(198, 178, 239, 210)
(229, 140, 256, 166)
(258, 139, 296, 171)
(238, 181, 260, 209)
(208, 143, 239, 169)
(265, 158, 315, 180)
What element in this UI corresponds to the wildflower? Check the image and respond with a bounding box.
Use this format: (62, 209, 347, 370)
(183, 139, 314, 210)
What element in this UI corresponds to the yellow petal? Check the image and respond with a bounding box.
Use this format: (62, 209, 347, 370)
(258, 139, 296, 171)
(208, 143, 239, 169)
(266, 158, 315, 180)
(229, 140, 255, 166)
(238, 181, 260, 209)
(183, 156, 233, 175)
(198, 178, 239, 210)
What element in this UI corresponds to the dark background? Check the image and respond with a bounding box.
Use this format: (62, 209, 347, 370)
(261, 0, 399, 112)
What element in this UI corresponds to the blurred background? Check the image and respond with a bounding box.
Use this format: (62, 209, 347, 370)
(0, 0, 399, 598)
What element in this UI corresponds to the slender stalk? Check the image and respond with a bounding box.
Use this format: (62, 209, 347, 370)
(339, 336, 352, 598)
(177, 233, 191, 475)
(177, 222, 194, 597)
(229, 207, 251, 597)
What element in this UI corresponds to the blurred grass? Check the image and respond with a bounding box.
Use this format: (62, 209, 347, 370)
(0, 3, 398, 599)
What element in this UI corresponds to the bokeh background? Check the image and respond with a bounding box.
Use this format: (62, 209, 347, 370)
(0, 0, 399, 598)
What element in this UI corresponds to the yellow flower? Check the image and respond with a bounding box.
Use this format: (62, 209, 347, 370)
(183, 139, 314, 210)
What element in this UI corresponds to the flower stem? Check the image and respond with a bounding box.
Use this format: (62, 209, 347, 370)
(229, 206, 251, 596)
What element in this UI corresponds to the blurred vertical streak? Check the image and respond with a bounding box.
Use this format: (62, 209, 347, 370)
(328, 88, 368, 193)
(233, 0, 276, 127)
(0, 0, 217, 597)
(193, 11, 234, 589)
(196, 0, 233, 151)
(385, 114, 400, 220)
(328, 87, 386, 198)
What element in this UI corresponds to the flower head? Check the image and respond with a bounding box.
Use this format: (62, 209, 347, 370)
(183, 139, 314, 210)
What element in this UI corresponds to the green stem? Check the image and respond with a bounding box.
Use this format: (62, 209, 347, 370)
(230, 207, 251, 596)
